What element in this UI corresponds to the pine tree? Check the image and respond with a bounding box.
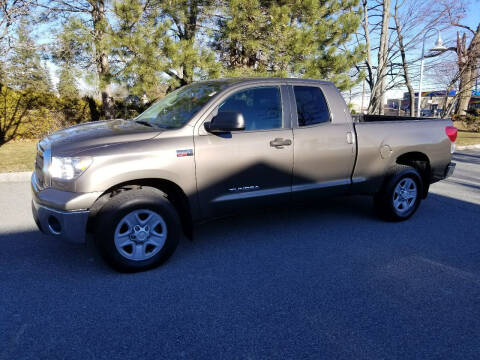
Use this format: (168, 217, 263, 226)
(8, 21, 52, 92)
(43, 1, 114, 118)
(53, 23, 81, 99)
(110, 0, 169, 98)
(57, 65, 79, 98)
(215, 0, 365, 90)
(158, 0, 220, 87)
(111, 0, 220, 96)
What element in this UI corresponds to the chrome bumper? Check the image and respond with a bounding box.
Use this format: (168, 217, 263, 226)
(32, 200, 89, 243)
(444, 162, 456, 179)
(31, 173, 97, 243)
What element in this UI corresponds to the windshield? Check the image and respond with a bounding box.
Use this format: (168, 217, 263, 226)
(135, 82, 227, 129)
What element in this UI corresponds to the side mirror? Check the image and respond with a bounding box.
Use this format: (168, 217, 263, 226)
(207, 111, 245, 133)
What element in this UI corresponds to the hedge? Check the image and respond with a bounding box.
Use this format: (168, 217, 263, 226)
(451, 108, 480, 133)
(0, 85, 148, 145)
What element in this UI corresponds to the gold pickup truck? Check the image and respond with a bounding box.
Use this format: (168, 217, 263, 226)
(31, 78, 457, 271)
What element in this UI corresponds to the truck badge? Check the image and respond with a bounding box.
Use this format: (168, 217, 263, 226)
(176, 149, 194, 157)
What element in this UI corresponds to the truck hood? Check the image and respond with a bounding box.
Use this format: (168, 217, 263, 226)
(44, 119, 162, 156)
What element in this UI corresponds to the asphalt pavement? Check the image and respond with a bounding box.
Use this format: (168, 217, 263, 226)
(1, 150, 480, 359)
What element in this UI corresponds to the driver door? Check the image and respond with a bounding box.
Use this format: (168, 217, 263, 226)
(194, 85, 294, 218)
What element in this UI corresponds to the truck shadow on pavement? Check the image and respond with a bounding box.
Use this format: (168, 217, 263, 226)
(0, 192, 479, 276)
(4, 150, 476, 276)
(2, 152, 479, 359)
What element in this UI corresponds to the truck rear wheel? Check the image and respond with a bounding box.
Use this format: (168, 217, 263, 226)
(94, 187, 181, 272)
(374, 165, 423, 221)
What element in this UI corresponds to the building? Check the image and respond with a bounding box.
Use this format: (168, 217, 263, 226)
(387, 90, 480, 116)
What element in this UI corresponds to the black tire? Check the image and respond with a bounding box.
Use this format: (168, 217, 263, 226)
(94, 186, 181, 272)
(374, 165, 423, 222)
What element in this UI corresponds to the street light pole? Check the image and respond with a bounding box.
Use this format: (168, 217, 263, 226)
(417, 28, 446, 117)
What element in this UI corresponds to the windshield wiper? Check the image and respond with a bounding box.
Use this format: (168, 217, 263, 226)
(135, 120, 155, 128)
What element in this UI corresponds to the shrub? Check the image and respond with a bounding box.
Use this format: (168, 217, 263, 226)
(0, 86, 45, 145)
(57, 96, 96, 125)
(14, 108, 61, 140)
(113, 95, 150, 119)
(452, 108, 480, 132)
(0, 85, 101, 144)
(0, 83, 155, 146)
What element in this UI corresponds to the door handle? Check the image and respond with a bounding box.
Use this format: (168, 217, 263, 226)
(346, 131, 355, 144)
(270, 138, 292, 148)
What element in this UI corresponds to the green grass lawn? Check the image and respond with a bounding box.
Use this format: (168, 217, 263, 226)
(0, 130, 479, 173)
(0, 140, 37, 173)
(457, 130, 480, 146)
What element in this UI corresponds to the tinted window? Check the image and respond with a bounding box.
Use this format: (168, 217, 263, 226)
(218, 87, 282, 131)
(293, 86, 330, 126)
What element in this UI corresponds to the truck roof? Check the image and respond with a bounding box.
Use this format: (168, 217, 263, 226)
(194, 77, 335, 87)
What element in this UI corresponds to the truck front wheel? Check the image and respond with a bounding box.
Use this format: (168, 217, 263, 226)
(374, 165, 423, 221)
(94, 187, 181, 272)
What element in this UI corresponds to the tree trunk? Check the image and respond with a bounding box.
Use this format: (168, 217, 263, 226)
(361, 0, 374, 92)
(455, 25, 480, 115)
(179, 1, 198, 86)
(92, 0, 114, 119)
(456, 64, 474, 115)
(393, 2, 414, 116)
(368, 0, 391, 115)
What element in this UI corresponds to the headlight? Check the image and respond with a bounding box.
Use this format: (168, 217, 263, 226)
(49, 156, 93, 180)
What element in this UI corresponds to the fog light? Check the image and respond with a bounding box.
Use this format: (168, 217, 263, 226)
(47, 215, 62, 235)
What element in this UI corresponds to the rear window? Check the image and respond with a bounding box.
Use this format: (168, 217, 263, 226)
(293, 86, 330, 126)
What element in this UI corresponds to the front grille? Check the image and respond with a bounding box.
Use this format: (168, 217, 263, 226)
(35, 143, 45, 188)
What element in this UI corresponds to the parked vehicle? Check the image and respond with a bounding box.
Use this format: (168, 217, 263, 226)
(31, 78, 457, 271)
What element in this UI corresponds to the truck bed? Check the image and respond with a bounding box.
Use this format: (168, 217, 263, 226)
(351, 116, 453, 191)
(352, 114, 440, 123)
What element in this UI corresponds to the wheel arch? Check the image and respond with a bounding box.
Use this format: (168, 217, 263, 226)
(87, 178, 193, 238)
(395, 151, 431, 198)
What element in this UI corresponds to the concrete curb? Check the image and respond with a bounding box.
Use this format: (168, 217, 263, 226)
(456, 144, 480, 150)
(0, 171, 32, 183)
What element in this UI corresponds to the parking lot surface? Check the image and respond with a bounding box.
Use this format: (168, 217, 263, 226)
(1, 150, 480, 359)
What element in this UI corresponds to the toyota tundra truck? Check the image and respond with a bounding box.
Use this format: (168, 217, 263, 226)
(31, 78, 457, 272)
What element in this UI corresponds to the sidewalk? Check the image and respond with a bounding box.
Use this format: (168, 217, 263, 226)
(456, 144, 480, 150)
(0, 171, 31, 183)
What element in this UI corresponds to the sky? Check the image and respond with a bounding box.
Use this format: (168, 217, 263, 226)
(353, 0, 480, 107)
(341, 2, 479, 111)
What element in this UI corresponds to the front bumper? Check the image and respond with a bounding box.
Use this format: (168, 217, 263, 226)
(31, 173, 99, 243)
(32, 200, 89, 243)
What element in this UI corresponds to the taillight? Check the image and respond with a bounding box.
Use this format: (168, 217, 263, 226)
(445, 126, 457, 142)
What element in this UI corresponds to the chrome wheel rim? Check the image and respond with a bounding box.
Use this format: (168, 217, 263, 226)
(114, 209, 167, 261)
(393, 178, 417, 214)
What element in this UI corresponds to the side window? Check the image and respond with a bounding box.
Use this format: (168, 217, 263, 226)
(217, 87, 282, 131)
(293, 86, 330, 126)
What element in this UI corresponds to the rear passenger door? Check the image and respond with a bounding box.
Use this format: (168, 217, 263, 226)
(290, 84, 356, 198)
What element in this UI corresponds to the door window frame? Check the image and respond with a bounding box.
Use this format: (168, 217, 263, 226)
(196, 83, 293, 136)
(288, 85, 333, 129)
